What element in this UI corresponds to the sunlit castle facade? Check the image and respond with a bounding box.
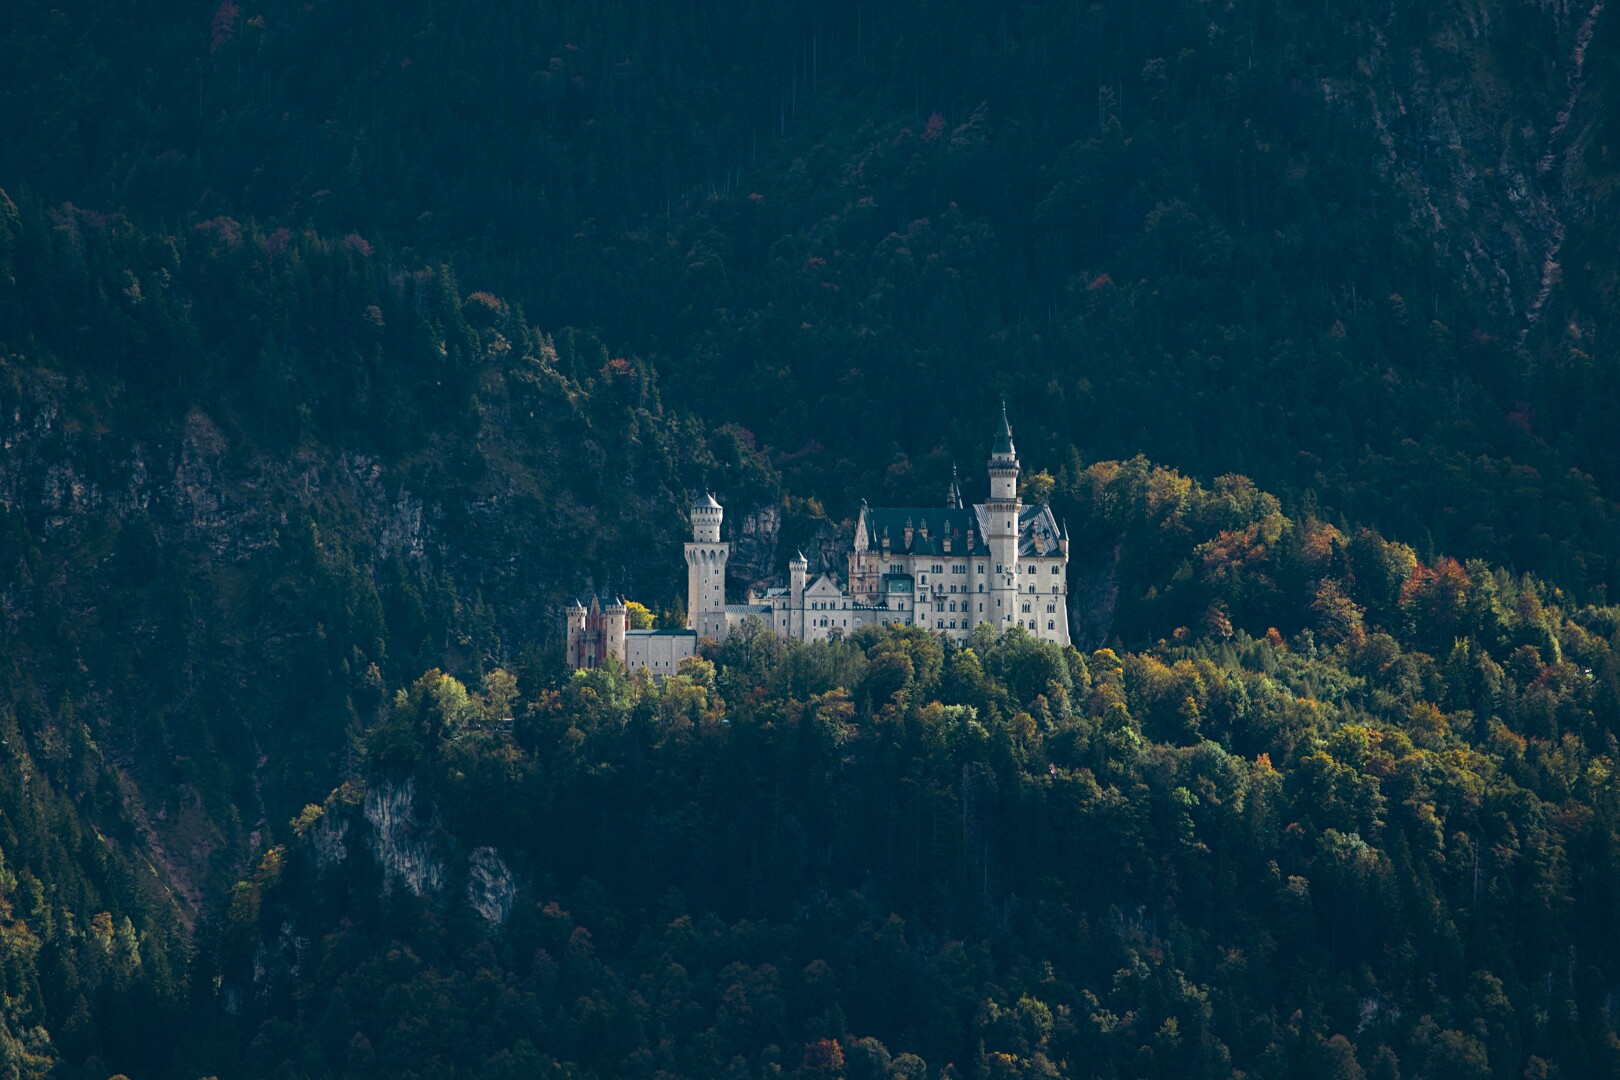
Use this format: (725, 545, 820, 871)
(564, 596, 697, 675)
(693, 405, 1070, 648)
(566, 406, 1069, 673)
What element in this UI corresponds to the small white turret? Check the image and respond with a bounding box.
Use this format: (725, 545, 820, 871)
(691, 492, 723, 542)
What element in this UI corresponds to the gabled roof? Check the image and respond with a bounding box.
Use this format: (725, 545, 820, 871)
(1018, 503, 1063, 557)
(805, 573, 843, 594)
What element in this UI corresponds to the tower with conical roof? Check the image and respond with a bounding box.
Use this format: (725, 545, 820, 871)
(789, 550, 809, 638)
(985, 400, 1023, 628)
(684, 493, 730, 638)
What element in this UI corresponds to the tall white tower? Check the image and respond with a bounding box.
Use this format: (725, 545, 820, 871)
(985, 402, 1022, 628)
(684, 493, 730, 639)
(789, 550, 808, 639)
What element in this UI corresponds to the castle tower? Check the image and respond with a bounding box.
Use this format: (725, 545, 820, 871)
(985, 401, 1022, 628)
(565, 600, 588, 668)
(603, 597, 628, 665)
(789, 550, 808, 639)
(684, 493, 730, 639)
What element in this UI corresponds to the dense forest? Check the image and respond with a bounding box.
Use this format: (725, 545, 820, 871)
(1, 0, 1619, 1075)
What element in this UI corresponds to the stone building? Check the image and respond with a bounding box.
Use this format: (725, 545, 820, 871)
(691, 405, 1070, 648)
(566, 405, 1069, 673)
(564, 595, 698, 675)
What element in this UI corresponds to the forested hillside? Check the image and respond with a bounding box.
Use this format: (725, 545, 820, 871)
(1, 0, 1619, 1076)
(218, 463, 1620, 1079)
(4, 0, 1618, 588)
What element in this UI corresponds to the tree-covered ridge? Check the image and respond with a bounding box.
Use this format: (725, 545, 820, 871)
(0, 191, 784, 1079)
(3, 0, 1620, 1070)
(1, 0, 1617, 595)
(0, 682, 186, 1079)
(207, 459, 1620, 1080)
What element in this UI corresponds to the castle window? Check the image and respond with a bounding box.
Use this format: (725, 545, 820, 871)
(1029, 584, 1036, 593)
(1022, 602, 1031, 613)
(952, 564, 965, 574)
(1047, 604, 1055, 613)
(932, 564, 943, 574)
(1053, 585, 1059, 593)
(978, 564, 986, 573)
(979, 603, 983, 612)
(936, 619, 943, 628)
(950, 620, 957, 628)
(1026, 565, 1035, 574)
(1048, 620, 1055, 630)
(1051, 565, 1060, 574)
(995, 564, 1003, 574)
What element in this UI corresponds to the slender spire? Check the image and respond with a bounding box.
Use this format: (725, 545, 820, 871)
(947, 462, 963, 508)
(992, 399, 1016, 457)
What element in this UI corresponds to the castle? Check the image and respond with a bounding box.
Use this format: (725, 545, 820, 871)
(567, 406, 1070, 672)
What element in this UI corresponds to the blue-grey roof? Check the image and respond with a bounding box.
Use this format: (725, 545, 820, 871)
(992, 402, 1015, 456)
(860, 506, 984, 556)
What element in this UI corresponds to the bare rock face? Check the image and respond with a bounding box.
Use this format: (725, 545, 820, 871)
(362, 777, 446, 897)
(308, 812, 350, 871)
(1069, 542, 1121, 650)
(728, 503, 781, 590)
(466, 846, 518, 925)
(730, 506, 852, 595)
(1319, 0, 1613, 347)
